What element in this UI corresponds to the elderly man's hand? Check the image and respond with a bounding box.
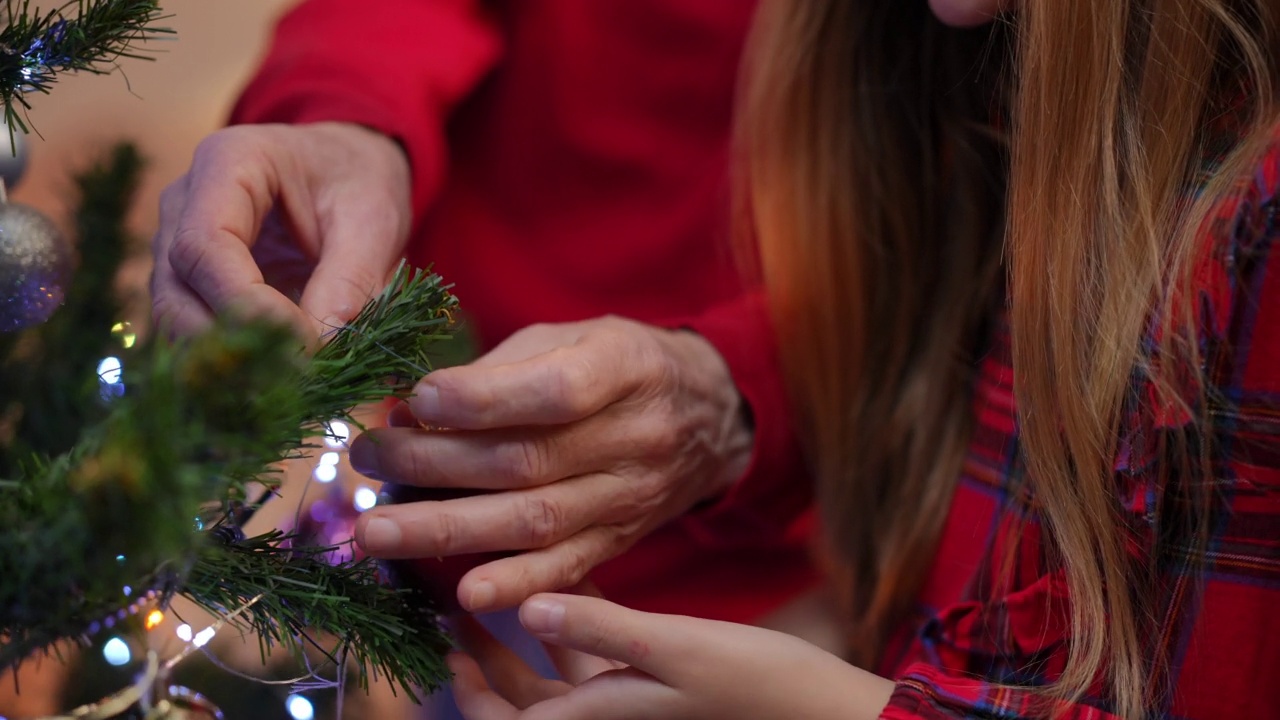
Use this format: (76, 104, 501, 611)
(351, 316, 753, 612)
(150, 122, 412, 342)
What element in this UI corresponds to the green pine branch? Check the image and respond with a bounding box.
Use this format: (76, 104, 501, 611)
(1, 263, 460, 687)
(185, 530, 452, 699)
(0, 133, 460, 699)
(0, 0, 173, 137)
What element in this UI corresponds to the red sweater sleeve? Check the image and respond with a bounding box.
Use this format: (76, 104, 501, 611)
(666, 292, 813, 549)
(229, 0, 503, 226)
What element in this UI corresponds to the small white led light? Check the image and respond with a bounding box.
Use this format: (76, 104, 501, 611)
(353, 486, 378, 512)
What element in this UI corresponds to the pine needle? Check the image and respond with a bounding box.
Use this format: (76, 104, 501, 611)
(0, 1, 173, 140)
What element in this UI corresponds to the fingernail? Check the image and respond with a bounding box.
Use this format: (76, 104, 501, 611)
(358, 516, 401, 552)
(411, 382, 441, 421)
(521, 599, 565, 636)
(348, 437, 381, 479)
(467, 581, 496, 612)
(320, 315, 346, 333)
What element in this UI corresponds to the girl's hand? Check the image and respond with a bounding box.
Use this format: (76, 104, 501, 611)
(448, 591, 894, 720)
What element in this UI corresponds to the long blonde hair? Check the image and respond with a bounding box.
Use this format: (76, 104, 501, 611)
(739, 1, 1277, 716)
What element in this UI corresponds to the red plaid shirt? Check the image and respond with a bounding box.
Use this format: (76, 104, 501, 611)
(879, 129, 1280, 718)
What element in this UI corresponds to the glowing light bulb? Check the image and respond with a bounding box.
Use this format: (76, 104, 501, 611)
(102, 637, 131, 666)
(192, 626, 216, 648)
(286, 695, 314, 720)
(319, 451, 340, 466)
(97, 356, 122, 384)
(313, 463, 338, 483)
(323, 421, 350, 448)
(111, 321, 137, 348)
(353, 486, 378, 511)
(175, 624, 192, 642)
(145, 609, 164, 630)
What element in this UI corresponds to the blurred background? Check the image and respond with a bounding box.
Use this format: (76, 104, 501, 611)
(0, 2, 421, 717)
(12, 0, 292, 233)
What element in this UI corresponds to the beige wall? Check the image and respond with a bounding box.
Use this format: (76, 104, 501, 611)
(12, 0, 297, 243)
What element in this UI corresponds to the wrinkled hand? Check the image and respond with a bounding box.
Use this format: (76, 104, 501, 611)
(149, 122, 412, 341)
(448, 590, 893, 720)
(350, 316, 753, 612)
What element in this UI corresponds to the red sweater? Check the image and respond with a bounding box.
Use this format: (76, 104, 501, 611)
(232, 0, 817, 623)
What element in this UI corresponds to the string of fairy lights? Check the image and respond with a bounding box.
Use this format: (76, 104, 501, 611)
(87, 337, 386, 720)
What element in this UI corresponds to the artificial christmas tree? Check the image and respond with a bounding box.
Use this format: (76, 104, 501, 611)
(0, 3, 462, 716)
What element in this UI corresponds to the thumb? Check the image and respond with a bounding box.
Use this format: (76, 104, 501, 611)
(518, 594, 698, 682)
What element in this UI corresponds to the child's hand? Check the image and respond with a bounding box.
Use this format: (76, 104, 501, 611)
(448, 589, 894, 720)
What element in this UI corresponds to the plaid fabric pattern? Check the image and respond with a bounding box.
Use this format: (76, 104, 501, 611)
(879, 131, 1280, 719)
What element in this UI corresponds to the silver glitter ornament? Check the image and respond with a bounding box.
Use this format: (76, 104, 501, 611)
(0, 198, 72, 331)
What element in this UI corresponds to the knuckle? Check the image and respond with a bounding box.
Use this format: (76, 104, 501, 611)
(396, 442, 438, 484)
(583, 319, 632, 355)
(520, 495, 566, 547)
(582, 612, 617, 656)
(610, 480, 662, 527)
(498, 438, 551, 485)
(637, 415, 681, 457)
(168, 226, 210, 280)
(562, 539, 601, 585)
(543, 349, 600, 417)
(639, 336, 679, 388)
(193, 127, 256, 163)
(190, 132, 235, 168)
(192, 129, 276, 197)
(424, 510, 463, 553)
(513, 322, 554, 341)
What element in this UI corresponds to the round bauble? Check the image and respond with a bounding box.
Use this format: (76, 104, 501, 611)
(381, 484, 512, 615)
(0, 201, 72, 332)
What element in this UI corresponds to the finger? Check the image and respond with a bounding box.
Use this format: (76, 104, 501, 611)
(298, 124, 410, 335)
(467, 322, 589, 368)
(456, 525, 623, 613)
(150, 261, 214, 339)
(447, 653, 521, 720)
(348, 418, 649, 489)
(408, 327, 655, 429)
(385, 400, 418, 428)
(452, 615, 571, 709)
(521, 669, 682, 720)
(541, 637, 625, 686)
(150, 177, 217, 337)
(517, 594, 700, 682)
(168, 134, 313, 339)
(354, 472, 627, 558)
(539, 579, 624, 683)
(297, 191, 403, 336)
